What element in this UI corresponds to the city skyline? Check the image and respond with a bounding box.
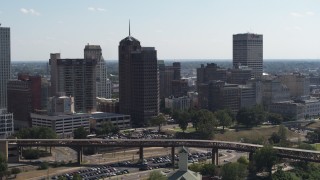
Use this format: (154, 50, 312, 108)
(0, 0, 320, 61)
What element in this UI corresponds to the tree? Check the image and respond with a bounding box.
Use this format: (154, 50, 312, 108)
(272, 168, 296, 180)
(150, 114, 166, 132)
(236, 108, 256, 127)
(278, 125, 288, 146)
(177, 111, 189, 133)
(188, 163, 202, 172)
(297, 143, 316, 150)
(96, 121, 119, 135)
(147, 170, 167, 180)
(215, 110, 232, 131)
(306, 131, 319, 143)
(0, 153, 8, 180)
(11, 168, 21, 178)
(236, 106, 266, 127)
(237, 156, 249, 166)
(268, 113, 283, 125)
(16, 127, 57, 139)
(200, 164, 216, 177)
(72, 174, 82, 180)
(73, 126, 89, 139)
(253, 145, 277, 176)
(197, 109, 218, 139)
(269, 132, 281, 144)
(221, 162, 248, 180)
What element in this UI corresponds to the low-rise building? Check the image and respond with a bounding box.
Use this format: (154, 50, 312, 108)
(0, 109, 14, 139)
(90, 112, 131, 131)
(31, 112, 90, 138)
(96, 98, 119, 113)
(269, 101, 305, 120)
(165, 96, 191, 111)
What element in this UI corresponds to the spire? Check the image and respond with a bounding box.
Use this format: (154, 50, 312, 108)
(129, 19, 131, 36)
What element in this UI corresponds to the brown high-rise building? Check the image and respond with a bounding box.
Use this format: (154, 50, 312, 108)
(197, 63, 227, 90)
(50, 57, 97, 113)
(198, 81, 240, 113)
(119, 27, 159, 126)
(7, 74, 41, 129)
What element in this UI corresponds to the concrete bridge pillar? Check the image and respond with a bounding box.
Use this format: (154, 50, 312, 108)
(212, 148, 219, 165)
(171, 147, 175, 169)
(0, 140, 8, 161)
(76, 147, 83, 165)
(139, 146, 143, 162)
(249, 152, 254, 162)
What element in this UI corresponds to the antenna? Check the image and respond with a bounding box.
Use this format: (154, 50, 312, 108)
(129, 19, 131, 36)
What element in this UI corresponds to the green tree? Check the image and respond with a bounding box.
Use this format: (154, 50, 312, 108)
(215, 110, 232, 131)
(16, 127, 57, 139)
(268, 113, 283, 125)
(197, 109, 218, 139)
(269, 132, 281, 144)
(72, 174, 82, 180)
(177, 113, 189, 133)
(200, 164, 216, 176)
(272, 168, 297, 180)
(253, 145, 277, 176)
(237, 156, 249, 166)
(221, 162, 248, 180)
(188, 163, 202, 172)
(306, 131, 319, 143)
(297, 143, 316, 150)
(278, 125, 288, 146)
(0, 153, 8, 180)
(73, 126, 89, 139)
(96, 121, 119, 135)
(150, 114, 166, 132)
(236, 108, 256, 127)
(147, 170, 167, 180)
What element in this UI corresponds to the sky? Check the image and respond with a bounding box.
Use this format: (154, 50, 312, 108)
(0, 0, 320, 61)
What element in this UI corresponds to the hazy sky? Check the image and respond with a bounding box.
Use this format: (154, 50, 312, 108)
(1, 0, 319, 61)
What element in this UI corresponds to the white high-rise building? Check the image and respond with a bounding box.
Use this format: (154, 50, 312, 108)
(233, 33, 263, 79)
(84, 44, 111, 99)
(0, 25, 14, 138)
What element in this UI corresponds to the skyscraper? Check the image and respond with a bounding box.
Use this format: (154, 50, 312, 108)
(0, 26, 11, 108)
(119, 24, 159, 126)
(0, 25, 14, 138)
(84, 44, 111, 99)
(50, 57, 97, 113)
(233, 33, 263, 79)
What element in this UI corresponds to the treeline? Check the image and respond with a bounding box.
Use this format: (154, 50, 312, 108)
(168, 105, 285, 139)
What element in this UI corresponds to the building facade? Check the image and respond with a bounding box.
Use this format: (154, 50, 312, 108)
(90, 112, 131, 131)
(197, 63, 227, 89)
(84, 44, 111, 99)
(278, 73, 310, 98)
(0, 26, 14, 138)
(7, 74, 41, 129)
(233, 33, 263, 79)
(31, 113, 90, 138)
(229, 66, 252, 85)
(118, 31, 159, 126)
(198, 81, 241, 113)
(165, 96, 191, 111)
(96, 98, 119, 113)
(50, 57, 97, 113)
(262, 76, 291, 106)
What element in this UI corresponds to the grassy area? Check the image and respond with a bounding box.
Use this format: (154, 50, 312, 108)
(306, 121, 320, 130)
(312, 143, 320, 151)
(171, 126, 196, 133)
(214, 126, 300, 143)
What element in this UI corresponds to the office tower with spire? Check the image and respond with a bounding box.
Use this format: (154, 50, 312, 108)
(84, 44, 112, 99)
(0, 25, 14, 138)
(119, 22, 159, 126)
(233, 33, 263, 79)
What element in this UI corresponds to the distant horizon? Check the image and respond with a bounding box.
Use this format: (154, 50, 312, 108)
(11, 58, 320, 62)
(1, 1, 320, 60)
